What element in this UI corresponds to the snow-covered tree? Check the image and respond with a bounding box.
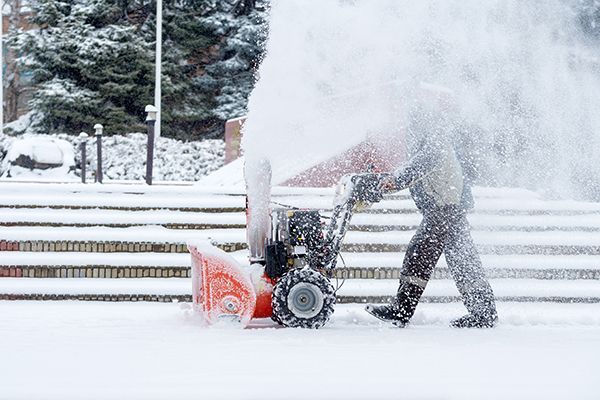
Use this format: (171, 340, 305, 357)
(203, 0, 268, 125)
(154, 0, 222, 139)
(155, 0, 268, 138)
(7, 0, 269, 139)
(8, 0, 154, 135)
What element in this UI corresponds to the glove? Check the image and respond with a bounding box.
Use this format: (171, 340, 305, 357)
(377, 173, 400, 194)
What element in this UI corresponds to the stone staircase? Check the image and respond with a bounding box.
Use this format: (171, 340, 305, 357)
(1, 181, 599, 304)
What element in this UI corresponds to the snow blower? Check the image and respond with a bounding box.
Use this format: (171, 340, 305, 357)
(188, 171, 387, 328)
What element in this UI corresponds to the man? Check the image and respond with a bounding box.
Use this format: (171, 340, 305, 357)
(365, 105, 498, 328)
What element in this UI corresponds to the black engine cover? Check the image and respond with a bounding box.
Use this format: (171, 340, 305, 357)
(265, 241, 288, 279)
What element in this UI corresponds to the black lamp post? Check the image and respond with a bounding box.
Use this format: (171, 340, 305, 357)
(94, 123, 104, 183)
(79, 132, 88, 184)
(145, 105, 158, 185)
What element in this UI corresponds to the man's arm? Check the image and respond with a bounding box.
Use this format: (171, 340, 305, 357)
(393, 146, 438, 190)
(380, 140, 440, 192)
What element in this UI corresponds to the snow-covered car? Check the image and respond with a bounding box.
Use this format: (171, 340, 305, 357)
(0, 137, 76, 179)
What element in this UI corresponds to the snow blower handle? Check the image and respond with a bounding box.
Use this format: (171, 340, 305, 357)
(350, 173, 391, 205)
(332, 173, 388, 209)
(323, 173, 390, 269)
(376, 173, 400, 195)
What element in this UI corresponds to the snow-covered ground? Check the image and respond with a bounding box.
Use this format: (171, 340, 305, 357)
(1, 301, 599, 400)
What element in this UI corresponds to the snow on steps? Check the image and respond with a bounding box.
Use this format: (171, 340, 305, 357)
(0, 182, 599, 214)
(2, 252, 600, 280)
(1, 278, 599, 304)
(0, 209, 246, 229)
(2, 208, 600, 231)
(2, 265, 600, 280)
(0, 226, 598, 255)
(0, 182, 599, 303)
(6, 251, 595, 271)
(0, 225, 598, 248)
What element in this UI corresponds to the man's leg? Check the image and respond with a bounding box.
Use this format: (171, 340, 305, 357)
(394, 213, 449, 323)
(444, 210, 497, 326)
(366, 212, 448, 325)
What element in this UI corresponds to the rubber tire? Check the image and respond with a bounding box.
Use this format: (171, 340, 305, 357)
(272, 268, 336, 329)
(271, 312, 283, 325)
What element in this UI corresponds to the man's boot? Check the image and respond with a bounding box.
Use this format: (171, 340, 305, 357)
(365, 276, 427, 327)
(365, 303, 407, 327)
(450, 313, 498, 328)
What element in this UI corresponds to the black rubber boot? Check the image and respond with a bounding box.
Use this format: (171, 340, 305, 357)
(450, 313, 498, 328)
(365, 304, 407, 327)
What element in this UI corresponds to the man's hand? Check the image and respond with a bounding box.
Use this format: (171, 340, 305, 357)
(377, 174, 400, 194)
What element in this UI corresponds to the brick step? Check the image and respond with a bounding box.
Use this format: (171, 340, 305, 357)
(2, 220, 599, 233)
(337, 295, 600, 304)
(0, 221, 246, 229)
(3, 203, 600, 216)
(349, 224, 600, 232)
(2, 293, 599, 304)
(0, 240, 245, 253)
(357, 208, 600, 216)
(0, 266, 189, 278)
(0, 204, 246, 213)
(0, 293, 190, 302)
(341, 243, 600, 255)
(3, 237, 600, 256)
(2, 265, 600, 280)
(334, 267, 600, 280)
(1, 239, 598, 255)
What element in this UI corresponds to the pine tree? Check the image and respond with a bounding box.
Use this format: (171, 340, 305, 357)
(7, 0, 269, 139)
(203, 0, 268, 127)
(156, 0, 222, 139)
(155, 0, 269, 139)
(8, 0, 154, 135)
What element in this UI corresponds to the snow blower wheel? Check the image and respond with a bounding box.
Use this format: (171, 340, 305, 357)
(272, 268, 336, 329)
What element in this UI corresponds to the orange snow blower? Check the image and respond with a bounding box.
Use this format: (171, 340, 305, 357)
(188, 172, 387, 328)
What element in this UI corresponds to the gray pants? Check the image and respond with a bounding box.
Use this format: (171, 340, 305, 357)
(394, 206, 497, 323)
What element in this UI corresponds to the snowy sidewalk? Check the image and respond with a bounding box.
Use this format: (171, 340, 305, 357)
(0, 301, 599, 400)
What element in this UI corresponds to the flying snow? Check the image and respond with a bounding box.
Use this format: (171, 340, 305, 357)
(242, 0, 600, 199)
